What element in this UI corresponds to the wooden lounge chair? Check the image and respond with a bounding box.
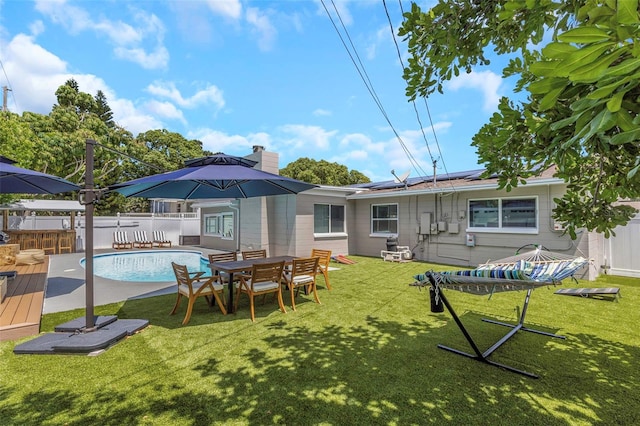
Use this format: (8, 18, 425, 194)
(132, 231, 153, 248)
(112, 231, 132, 249)
(152, 231, 172, 248)
(311, 248, 332, 290)
(235, 260, 286, 322)
(170, 262, 227, 325)
(282, 256, 320, 311)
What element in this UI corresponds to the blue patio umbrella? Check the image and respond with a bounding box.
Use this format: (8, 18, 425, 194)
(110, 153, 317, 199)
(0, 156, 80, 194)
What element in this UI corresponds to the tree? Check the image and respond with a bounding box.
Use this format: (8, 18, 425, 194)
(399, 0, 640, 238)
(93, 90, 115, 128)
(0, 111, 40, 204)
(280, 157, 371, 186)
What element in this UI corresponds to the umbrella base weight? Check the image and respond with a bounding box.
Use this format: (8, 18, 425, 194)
(14, 316, 149, 355)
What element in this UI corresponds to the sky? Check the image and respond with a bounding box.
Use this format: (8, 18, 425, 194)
(0, 0, 515, 183)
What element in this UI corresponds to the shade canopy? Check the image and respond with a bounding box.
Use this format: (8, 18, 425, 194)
(110, 153, 317, 199)
(0, 157, 80, 195)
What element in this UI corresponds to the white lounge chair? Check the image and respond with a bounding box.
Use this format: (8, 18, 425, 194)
(153, 231, 172, 248)
(133, 231, 153, 248)
(112, 231, 132, 249)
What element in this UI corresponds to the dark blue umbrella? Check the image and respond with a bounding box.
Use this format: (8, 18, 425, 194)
(110, 153, 317, 199)
(0, 156, 80, 194)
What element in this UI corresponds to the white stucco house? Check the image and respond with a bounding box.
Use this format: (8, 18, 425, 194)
(192, 146, 639, 281)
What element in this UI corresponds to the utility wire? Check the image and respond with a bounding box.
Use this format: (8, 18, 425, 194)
(385, 0, 457, 191)
(0, 58, 17, 111)
(320, 0, 427, 180)
(383, 0, 434, 173)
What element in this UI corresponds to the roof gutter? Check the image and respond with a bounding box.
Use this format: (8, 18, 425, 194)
(346, 178, 565, 200)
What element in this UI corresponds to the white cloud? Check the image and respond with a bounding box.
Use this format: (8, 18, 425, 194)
(447, 70, 502, 112)
(313, 108, 332, 117)
(365, 25, 389, 60)
(278, 124, 337, 150)
(146, 81, 225, 110)
(316, 0, 353, 26)
(29, 20, 45, 37)
(188, 128, 267, 154)
(246, 7, 277, 52)
(206, 0, 242, 20)
(114, 45, 169, 70)
(34, 0, 168, 69)
(111, 98, 164, 135)
(0, 32, 164, 135)
(145, 100, 186, 124)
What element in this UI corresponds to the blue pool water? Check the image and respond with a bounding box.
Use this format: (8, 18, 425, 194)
(81, 250, 210, 282)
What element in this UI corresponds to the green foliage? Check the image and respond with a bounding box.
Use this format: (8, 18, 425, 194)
(0, 81, 214, 214)
(93, 90, 114, 128)
(2, 80, 365, 213)
(280, 157, 370, 185)
(400, 0, 640, 237)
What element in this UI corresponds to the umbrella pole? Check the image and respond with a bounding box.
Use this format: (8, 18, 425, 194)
(85, 139, 96, 331)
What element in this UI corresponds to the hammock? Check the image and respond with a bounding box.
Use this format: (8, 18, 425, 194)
(412, 247, 588, 378)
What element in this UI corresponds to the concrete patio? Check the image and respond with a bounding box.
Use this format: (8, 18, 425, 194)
(44, 246, 224, 314)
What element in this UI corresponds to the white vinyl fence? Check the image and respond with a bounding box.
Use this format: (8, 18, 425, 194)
(10, 213, 200, 250)
(604, 212, 640, 278)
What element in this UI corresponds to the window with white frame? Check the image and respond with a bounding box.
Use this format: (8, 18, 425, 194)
(371, 203, 398, 234)
(204, 212, 234, 239)
(314, 204, 345, 234)
(468, 197, 537, 230)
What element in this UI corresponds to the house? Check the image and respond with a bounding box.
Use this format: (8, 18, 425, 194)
(195, 147, 613, 280)
(346, 166, 602, 280)
(194, 146, 353, 258)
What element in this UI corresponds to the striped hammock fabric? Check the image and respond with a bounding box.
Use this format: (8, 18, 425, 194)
(413, 248, 588, 295)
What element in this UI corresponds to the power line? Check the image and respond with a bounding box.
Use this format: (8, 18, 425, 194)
(0, 58, 17, 112)
(384, 0, 457, 190)
(383, 0, 435, 168)
(320, 0, 428, 180)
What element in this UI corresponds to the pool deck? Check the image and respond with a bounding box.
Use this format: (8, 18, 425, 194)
(1, 258, 49, 341)
(44, 246, 224, 314)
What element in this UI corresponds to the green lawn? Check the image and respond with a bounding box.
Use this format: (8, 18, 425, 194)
(1, 256, 639, 425)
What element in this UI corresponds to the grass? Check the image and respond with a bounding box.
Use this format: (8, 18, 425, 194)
(1, 256, 639, 425)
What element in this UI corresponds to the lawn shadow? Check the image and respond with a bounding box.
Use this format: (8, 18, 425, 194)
(3, 311, 639, 425)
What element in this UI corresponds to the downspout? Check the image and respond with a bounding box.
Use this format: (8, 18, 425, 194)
(229, 200, 240, 253)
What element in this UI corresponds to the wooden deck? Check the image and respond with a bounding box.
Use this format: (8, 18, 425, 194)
(0, 257, 49, 342)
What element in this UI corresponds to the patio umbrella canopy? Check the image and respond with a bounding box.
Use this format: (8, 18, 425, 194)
(0, 156, 80, 194)
(110, 153, 317, 199)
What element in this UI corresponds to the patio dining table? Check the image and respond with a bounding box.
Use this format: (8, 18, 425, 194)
(208, 255, 297, 313)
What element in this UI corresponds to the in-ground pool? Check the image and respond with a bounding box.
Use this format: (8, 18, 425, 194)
(81, 250, 210, 282)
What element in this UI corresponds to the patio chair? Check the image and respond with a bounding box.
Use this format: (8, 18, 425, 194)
(112, 231, 132, 249)
(171, 262, 227, 325)
(208, 252, 239, 285)
(152, 231, 172, 248)
(282, 256, 320, 311)
(241, 249, 267, 260)
(235, 260, 286, 322)
(311, 248, 332, 290)
(132, 231, 153, 248)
